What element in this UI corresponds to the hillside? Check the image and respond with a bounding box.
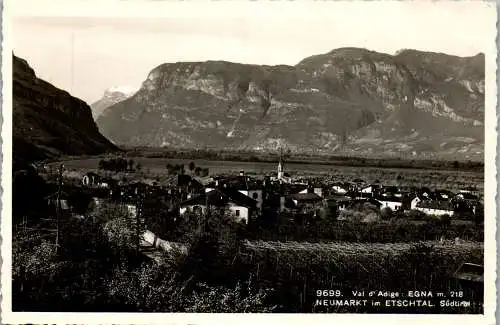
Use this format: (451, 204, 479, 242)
(13, 55, 117, 166)
(96, 48, 484, 161)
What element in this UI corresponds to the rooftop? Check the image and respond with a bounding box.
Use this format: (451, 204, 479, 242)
(180, 188, 257, 208)
(289, 192, 322, 202)
(416, 200, 454, 211)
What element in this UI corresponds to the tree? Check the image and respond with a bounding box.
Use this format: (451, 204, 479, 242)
(380, 207, 394, 220)
(179, 210, 244, 285)
(13, 167, 49, 223)
(67, 190, 93, 216)
(474, 203, 484, 225)
(98, 159, 107, 170)
(188, 161, 196, 173)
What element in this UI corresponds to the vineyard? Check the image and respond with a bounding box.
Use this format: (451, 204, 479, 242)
(239, 240, 484, 313)
(242, 240, 483, 257)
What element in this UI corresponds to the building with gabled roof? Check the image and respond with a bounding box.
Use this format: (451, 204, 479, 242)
(374, 196, 403, 211)
(179, 188, 257, 223)
(415, 200, 454, 216)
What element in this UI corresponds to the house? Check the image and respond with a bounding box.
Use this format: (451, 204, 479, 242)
(288, 192, 323, 215)
(418, 187, 433, 199)
(434, 190, 454, 201)
(82, 172, 99, 187)
(410, 196, 422, 210)
(375, 196, 403, 211)
(347, 198, 382, 210)
(458, 186, 480, 197)
(179, 188, 257, 223)
(97, 177, 117, 189)
(177, 174, 204, 195)
(297, 186, 324, 198)
(360, 185, 373, 194)
(205, 175, 263, 210)
(331, 183, 349, 195)
(415, 201, 454, 216)
(455, 192, 480, 202)
(290, 192, 322, 205)
(359, 184, 381, 197)
(326, 195, 352, 211)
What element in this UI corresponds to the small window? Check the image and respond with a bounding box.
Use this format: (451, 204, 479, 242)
(252, 192, 259, 199)
(235, 209, 240, 216)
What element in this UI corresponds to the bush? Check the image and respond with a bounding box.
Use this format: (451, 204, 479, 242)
(380, 207, 394, 220)
(406, 209, 427, 220)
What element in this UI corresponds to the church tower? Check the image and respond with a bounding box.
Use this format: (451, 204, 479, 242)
(277, 148, 284, 180)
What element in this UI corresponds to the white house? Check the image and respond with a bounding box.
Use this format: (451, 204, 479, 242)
(360, 185, 373, 194)
(410, 196, 422, 209)
(415, 201, 454, 216)
(376, 198, 403, 211)
(332, 184, 348, 194)
(313, 187, 323, 197)
(179, 188, 257, 224)
(238, 189, 263, 210)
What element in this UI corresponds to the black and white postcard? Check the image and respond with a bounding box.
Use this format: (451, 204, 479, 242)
(1, 1, 497, 324)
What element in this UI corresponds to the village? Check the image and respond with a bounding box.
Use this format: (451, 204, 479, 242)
(41, 154, 483, 238)
(12, 155, 485, 313)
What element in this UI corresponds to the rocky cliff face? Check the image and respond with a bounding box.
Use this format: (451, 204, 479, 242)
(13, 55, 117, 165)
(91, 86, 138, 119)
(96, 48, 484, 160)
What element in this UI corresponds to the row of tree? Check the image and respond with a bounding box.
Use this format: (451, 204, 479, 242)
(166, 162, 209, 177)
(98, 158, 142, 173)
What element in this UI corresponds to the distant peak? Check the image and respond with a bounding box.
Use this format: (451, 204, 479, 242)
(104, 85, 138, 96)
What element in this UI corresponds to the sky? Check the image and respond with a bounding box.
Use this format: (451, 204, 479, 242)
(10, 0, 497, 104)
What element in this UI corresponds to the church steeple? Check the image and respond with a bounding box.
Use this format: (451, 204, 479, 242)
(277, 147, 284, 180)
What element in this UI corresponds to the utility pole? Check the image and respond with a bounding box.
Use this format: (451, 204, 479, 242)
(202, 192, 208, 234)
(55, 164, 64, 254)
(136, 191, 143, 255)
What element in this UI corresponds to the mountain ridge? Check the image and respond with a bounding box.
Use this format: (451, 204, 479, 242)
(13, 55, 118, 167)
(96, 47, 484, 161)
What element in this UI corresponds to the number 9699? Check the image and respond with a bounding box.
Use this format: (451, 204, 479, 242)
(316, 289, 342, 297)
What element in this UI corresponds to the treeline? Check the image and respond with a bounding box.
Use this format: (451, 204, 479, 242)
(98, 158, 141, 173)
(123, 147, 483, 172)
(166, 161, 209, 177)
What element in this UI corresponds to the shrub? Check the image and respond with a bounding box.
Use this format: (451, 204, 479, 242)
(380, 207, 394, 220)
(406, 209, 427, 220)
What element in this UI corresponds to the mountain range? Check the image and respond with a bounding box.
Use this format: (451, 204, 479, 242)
(13, 54, 117, 167)
(96, 47, 484, 161)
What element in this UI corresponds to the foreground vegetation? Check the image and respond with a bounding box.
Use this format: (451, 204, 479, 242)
(13, 204, 484, 313)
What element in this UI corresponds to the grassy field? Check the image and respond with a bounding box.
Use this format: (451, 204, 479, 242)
(50, 156, 484, 192)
